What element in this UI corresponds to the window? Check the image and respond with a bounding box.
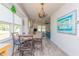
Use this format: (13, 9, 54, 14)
(0, 21, 10, 39)
(37, 25, 46, 32)
(0, 4, 22, 40)
(38, 25, 42, 32)
(14, 24, 21, 34)
(14, 14, 22, 34)
(0, 4, 12, 39)
(28, 21, 31, 28)
(42, 26, 46, 32)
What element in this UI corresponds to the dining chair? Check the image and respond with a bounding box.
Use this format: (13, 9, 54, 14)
(11, 32, 21, 56)
(19, 35, 34, 56)
(33, 32, 43, 51)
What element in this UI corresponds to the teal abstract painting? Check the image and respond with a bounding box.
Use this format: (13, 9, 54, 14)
(57, 10, 77, 34)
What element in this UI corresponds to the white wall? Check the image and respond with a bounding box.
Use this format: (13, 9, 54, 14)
(51, 3, 79, 56)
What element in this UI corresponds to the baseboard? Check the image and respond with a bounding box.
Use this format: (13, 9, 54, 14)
(50, 40, 69, 56)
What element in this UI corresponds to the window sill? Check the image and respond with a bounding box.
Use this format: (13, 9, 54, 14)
(0, 37, 11, 43)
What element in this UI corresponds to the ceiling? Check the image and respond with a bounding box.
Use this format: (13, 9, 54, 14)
(18, 3, 64, 23)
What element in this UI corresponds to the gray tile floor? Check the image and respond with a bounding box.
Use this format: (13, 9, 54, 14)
(14, 37, 67, 56)
(34, 37, 67, 56)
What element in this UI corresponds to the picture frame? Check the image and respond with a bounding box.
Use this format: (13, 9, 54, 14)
(57, 10, 77, 35)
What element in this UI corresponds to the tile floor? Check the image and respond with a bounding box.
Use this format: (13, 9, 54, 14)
(14, 37, 67, 56)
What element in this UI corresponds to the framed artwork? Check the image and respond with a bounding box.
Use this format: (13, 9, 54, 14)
(57, 10, 77, 35)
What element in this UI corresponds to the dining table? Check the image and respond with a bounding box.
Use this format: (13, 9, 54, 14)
(19, 34, 33, 41)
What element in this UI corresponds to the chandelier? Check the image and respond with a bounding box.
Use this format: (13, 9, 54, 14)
(38, 3, 47, 18)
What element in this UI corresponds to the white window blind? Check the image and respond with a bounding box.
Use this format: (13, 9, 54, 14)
(0, 4, 13, 23)
(14, 14, 22, 25)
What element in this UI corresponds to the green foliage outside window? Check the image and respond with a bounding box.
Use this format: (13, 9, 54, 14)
(14, 24, 21, 33)
(0, 22, 9, 31)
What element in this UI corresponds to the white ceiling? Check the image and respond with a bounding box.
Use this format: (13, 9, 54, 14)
(18, 3, 64, 23)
